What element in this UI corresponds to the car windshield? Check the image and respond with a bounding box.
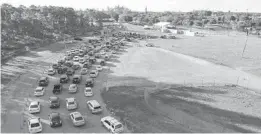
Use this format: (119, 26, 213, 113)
(31, 123, 40, 128)
(51, 116, 60, 121)
(35, 89, 42, 92)
(75, 117, 83, 121)
(94, 106, 101, 109)
(51, 100, 58, 103)
(85, 89, 91, 92)
(68, 101, 75, 105)
(30, 105, 38, 108)
(115, 124, 123, 129)
(90, 72, 95, 74)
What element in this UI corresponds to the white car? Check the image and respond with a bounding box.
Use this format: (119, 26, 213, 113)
(96, 65, 103, 71)
(79, 58, 85, 63)
(73, 56, 80, 61)
(70, 112, 85, 126)
(84, 87, 93, 97)
(90, 70, 98, 78)
(66, 98, 77, 110)
(101, 116, 124, 133)
(28, 117, 42, 133)
(87, 100, 102, 114)
(28, 101, 41, 114)
(68, 84, 78, 93)
(47, 68, 56, 75)
(34, 87, 45, 97)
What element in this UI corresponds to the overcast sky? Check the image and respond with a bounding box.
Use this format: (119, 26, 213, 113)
(1, 0, 260, 12)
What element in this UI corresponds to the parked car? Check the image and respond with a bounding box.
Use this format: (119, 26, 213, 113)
(34, 87, 45, 97)
(83, 62, 91, 69)
(38, 77, 49, 86)
(100, 60, 105, 66)
(80, 68, 88, 75)
(146, 43, 155, 47)
(49, 96, 60, 108)
(87, 100, 102, 114)
(68, 84, 78, 93)
(28, 117, 42, 133)
(90, 70, 98, 78)
(58, 59, 65, 65)
(96, 65, 103, 71)
(84, 87, 93, 97)
(73, 56, 80, 62)
(47, 68, 56, 75)
(64, 61, 73, 67)
(101, 116, 124, 133)
(52, 64, 59, 69)
(53, 84, 62, 94)
(74, 37, 83, 41)
(72, 64, 81, 70)
(85, 78, 94, 87)
(67, 68, 75, 75)
(70, 112, 85, 127)
(48, 112, 62, 127)
(60, 75, 69, 83)
(66, 98, 77, 110)
(28, 101, 40, 114)
(57, 66, 68, 74)
(72, 75, 82, 84)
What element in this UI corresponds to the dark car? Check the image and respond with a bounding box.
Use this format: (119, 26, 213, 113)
(74, 37, 83, 41)
(88, 51, 94, 56)
(64, 61, 73, 67)
(89, 57, 96, 64)
(72, 75, 82, 84)
(72, 64, 80, 70)
(48, 112, 62, 127)
(57, 66, 68, 74)
(58, 60, 65, 65)
(49, 96, 60, 108)
(53, 84, 62, 94)
(67, 68, 75, 75)
(52, 64, 59, 69)
(60, 75, 69, 83)
(38, 77, 49, 86)
(85, 78, 94, 87)
(83, 62, 91, 69)
(100, 60, 105, 66)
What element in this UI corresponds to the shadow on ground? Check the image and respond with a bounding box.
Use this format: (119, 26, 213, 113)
(100, 75, 260, 133)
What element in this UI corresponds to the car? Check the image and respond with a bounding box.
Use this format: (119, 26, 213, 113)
(53, 84, 62, 94)
(34, 87, 45, 97)
(64, 61, 73, 67)
(72, 64, 81, 70)
(101, 116, 124, 133)
(73, 56, 80, 61)
(72, 75, 82, 84)
(66, 98, 77, 110)
(38, 77, 48, 86)
(74, 37, 83, 41)
(57, 66, 68, 74)
(85, 78, 94, 87)
(60, 75, 69, 83)
(84, 87, 93, 97)
(100, 60, 105, 66)
(79, 58, 85, 63)
(67, 68, 75, 75)
(47, 68, 56, 75)
(90, 70, 98, 78)
(83, 62, 91, 69)
(146, 43, 155, 47)
(49, 96, 60, 108)
(28, 101, 40, 114)
(52, 64, 59, 69)
(96, 65, 103, 71)
(28, 117, 42, 133)
(58, 59, 65, 65)
(68, 84, 78, 93)
(87, 100, 102, 114)
(104, 55, 109, 61)
(80, 68, 88, 75)
(48, 112, 62, 127)
(112, 51, 117, 54)
(70, 112, 85, 126)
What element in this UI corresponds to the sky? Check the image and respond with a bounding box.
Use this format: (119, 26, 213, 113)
(1, 0, 261, 13)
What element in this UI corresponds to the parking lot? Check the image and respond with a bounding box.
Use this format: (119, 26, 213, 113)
(1, 36, 131, 133)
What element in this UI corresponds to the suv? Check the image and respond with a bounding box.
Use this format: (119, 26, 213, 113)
(85, 78, 94, 87)
(87, 100, 102, 114)
(72, 75, 82, 84)
(49, 96, 60, 108)
(90, 70, 98, 78)
(101, 116, 124, 133)
(72, 64, 80, 70)
(38, 77, 48, 86)
(83, 62, 91, 69)
(48, 112, 62, 127)
(53, 84, 62, 94)
(57, 66, 68, 74)
(67, 68, 75, 75)
(60, 75, 69, 83)
(52, 64, 59, 69)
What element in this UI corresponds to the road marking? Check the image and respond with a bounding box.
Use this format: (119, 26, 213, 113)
(17, 81, 33, 86)
(26, 98, 49, 104)
(28, 77, 38, 80)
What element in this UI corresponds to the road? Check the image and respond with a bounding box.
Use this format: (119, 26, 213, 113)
(1, 40, 128, 133)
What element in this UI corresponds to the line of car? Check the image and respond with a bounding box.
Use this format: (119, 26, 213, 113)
(27, 37, 126, 133)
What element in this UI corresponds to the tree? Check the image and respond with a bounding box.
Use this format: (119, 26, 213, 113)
(230, 15, 236, 21)
(112, 13, 119, 22)
(205, 11, 212, 16)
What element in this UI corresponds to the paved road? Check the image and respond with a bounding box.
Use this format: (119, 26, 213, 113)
(1, 41, 128, 133)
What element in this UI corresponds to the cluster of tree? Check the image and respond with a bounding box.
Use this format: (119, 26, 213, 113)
(1, 3, 111, 52)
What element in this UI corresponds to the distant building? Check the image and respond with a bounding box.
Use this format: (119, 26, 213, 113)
(153, 22, 171, 30)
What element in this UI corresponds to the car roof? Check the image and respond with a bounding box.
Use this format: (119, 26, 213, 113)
(86, 78, 93, 81)
(50, 112, 60, 118)
(87, 100, 100, 107)
(36, 87, 43, 90)
(49, 96, 58, 100)
(85, 87, 92, 90)
(30, 101, 39, 105)
(70, 84, 77, 87)
(40, 77, 47, 80)
(71, 112, 82, 117)
(90, 70, 96, 72)
(66, 98, 75, 102)
(61, 75, 67, 78)
(102, 116, 121, 125)
(29, 118, 40, 124)
(73, 75, 81, 78)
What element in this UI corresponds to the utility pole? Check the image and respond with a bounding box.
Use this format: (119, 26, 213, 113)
(241, 35, 249, 58)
